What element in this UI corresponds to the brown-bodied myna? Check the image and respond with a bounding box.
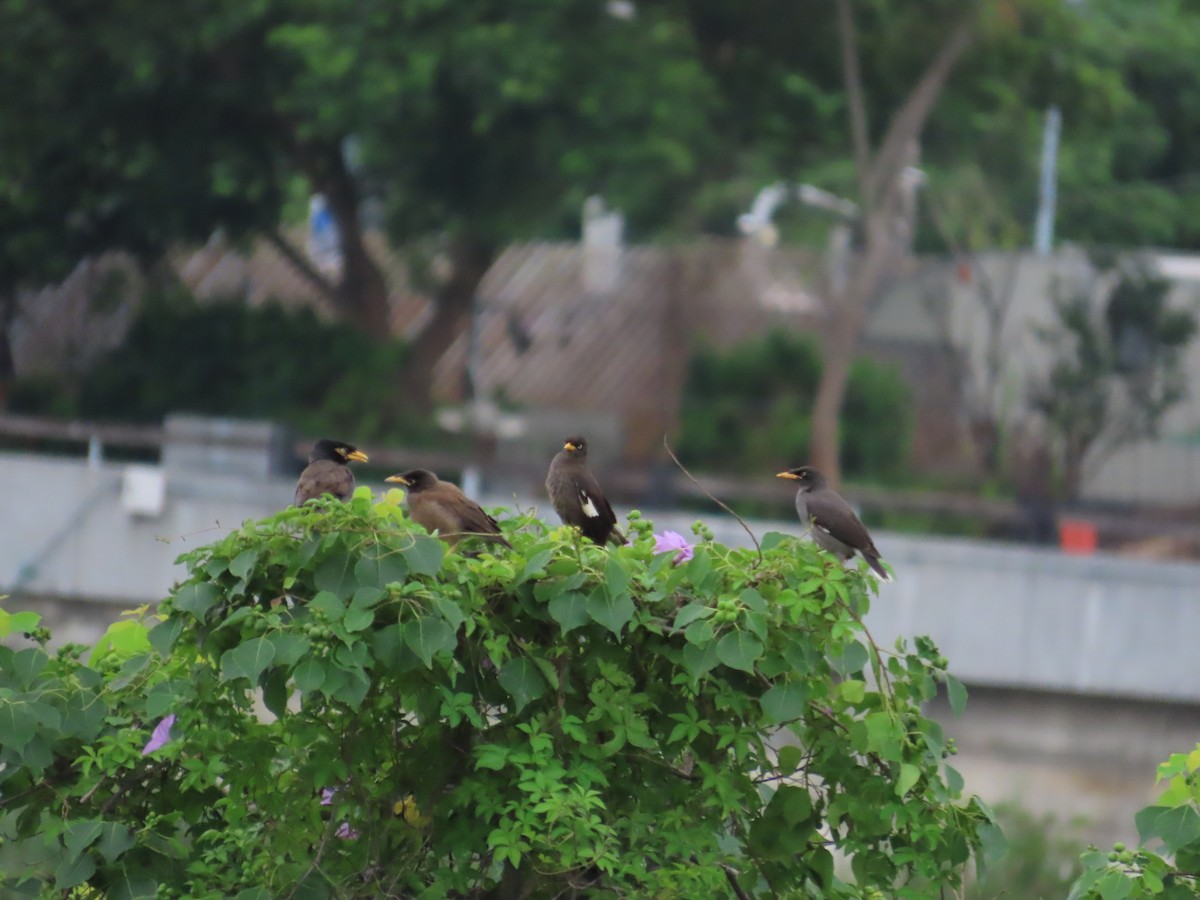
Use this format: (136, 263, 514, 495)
(294, 439, 368, 506)
(385, 469, 511, 548)
(777, 466, 891, 581)
(546, 435, 625, 546)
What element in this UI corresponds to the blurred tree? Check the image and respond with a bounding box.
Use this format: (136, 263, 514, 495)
(682, 0, 1200, 481)
(847, 0, 1200, 254)
(1050, 0, 1200, 248)
(1031, 257, 1197, 499)
(0, 0, 715, 409)
(802, 0, 973, 486)
(0, 0, 283, 393)
(4, 0, 1200, 427)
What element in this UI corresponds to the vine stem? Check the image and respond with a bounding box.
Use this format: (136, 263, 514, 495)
(661, 436, 762, 561)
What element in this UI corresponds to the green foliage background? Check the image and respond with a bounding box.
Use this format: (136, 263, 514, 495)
(8, 290, 419, 445)
(0, 494, 988, 897)
(680, 330, 914, 482)
(6, 0, 1200, 305)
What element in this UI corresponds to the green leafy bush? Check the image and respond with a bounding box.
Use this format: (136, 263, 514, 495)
(8, 288, 414, 442)
(679, 330, 913, 481)
(1070, 747, 1200, 899)
(0, 494, 989, 897)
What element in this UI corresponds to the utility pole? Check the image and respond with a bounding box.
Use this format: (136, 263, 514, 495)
(1034, 105, 1061, 257)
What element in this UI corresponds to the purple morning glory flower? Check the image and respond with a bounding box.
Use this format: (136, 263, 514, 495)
(141, 714, 176, 756)
(335, 822, 360, 840)
(653, 531, 694, 565)
(320, 788, 336, 806)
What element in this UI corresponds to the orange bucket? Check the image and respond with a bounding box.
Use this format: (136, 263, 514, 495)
(1059, 519, 1098, 555)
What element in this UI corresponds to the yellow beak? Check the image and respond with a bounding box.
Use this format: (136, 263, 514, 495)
(385, 474, 410, 486)
(347, 450, 369, 463)
(776, 471, 799, 480)
(564, 442, 577, 451)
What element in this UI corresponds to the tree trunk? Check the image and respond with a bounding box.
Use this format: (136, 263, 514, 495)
(809, 210, 902, 485)
(317, 157, 392, 336)
(287, 136, 392, 335)
(397, 237, 496, 411)
(809, 327, 856, 480)
(0, 292, 16, 408)
(805, 5, 976, 485)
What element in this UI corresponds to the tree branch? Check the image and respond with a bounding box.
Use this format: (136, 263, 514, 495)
(722, 864, 752, 900)
(264, 229, 340, 306)
(836, 0, 873, 208)
(866, 18, 975, 205)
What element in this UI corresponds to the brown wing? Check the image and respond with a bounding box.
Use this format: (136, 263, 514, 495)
(545, 452, 576, 522)
(452, 499, 511, 547)
(805, 490, 877, 555)
(414, 485, 511, 548)
(295, 460, 354, 506)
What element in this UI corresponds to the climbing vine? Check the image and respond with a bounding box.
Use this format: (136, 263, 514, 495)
(0, 489, 991, 897)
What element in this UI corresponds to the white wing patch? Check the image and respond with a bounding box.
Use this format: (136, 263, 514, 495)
(579, 491, 600, 518)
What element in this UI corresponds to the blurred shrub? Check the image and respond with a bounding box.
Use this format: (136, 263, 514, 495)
(679, 329, 913, 481)
(10, 287, 415, 442)
(966, 803, 1086, 900)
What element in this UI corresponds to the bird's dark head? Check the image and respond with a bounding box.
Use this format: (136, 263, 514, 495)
(776, 466, 826, 491)
(385, 469, 438, 492)
(311, 439, 369, 465)
(561, 435, 588, 458)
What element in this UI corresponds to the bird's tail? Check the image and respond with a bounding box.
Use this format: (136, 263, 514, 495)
(864, 552, 892, 582)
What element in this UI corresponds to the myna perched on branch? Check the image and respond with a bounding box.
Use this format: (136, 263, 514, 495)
(777, 466, 891, 581)
(294, 439, 368, 506)
(385, 469, 510, 549)
(546, 435, 625, 546)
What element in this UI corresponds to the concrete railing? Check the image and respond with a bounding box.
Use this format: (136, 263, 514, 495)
(4, 446, 1200, 705)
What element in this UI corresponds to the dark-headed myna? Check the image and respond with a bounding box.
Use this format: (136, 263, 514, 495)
(294, 439, 368, 506)
(546, 435, 625, 546)
(777, 466, 891, 581)
(385, 469, 511, 549)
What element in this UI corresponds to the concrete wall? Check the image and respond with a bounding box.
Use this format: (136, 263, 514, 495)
(867, 248, 1200, 504)
(926, 687, 1200, 847)
(0, 452, 293, 606)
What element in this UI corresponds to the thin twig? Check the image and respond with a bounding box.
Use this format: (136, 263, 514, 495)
(662, 437, 761, 560)
(287, 814, 337, 900)
(722, 863, 752, 900)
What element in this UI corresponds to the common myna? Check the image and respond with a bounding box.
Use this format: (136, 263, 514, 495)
(385, 469, 511, 549)
(294, 439, 368, 506)
(777, 466, 891, 581)
(546, 435, 625, 546)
